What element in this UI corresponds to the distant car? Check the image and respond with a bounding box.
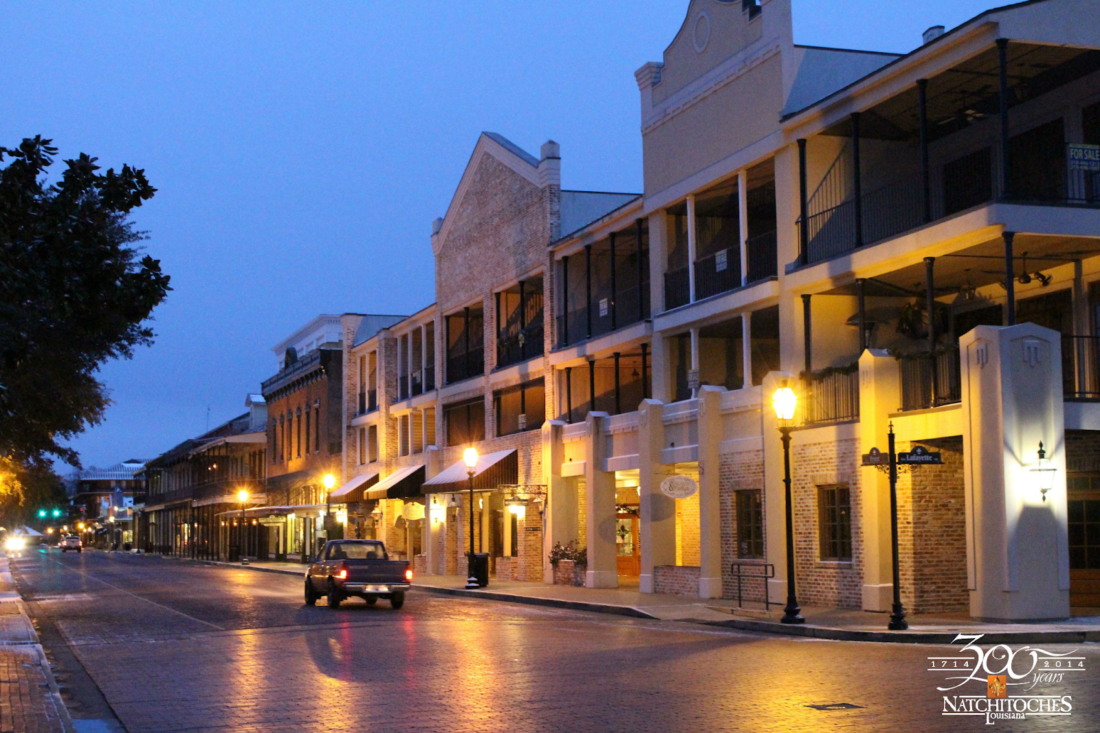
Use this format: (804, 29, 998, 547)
(305, 540, 411, 609)
(59, 535, 82, 553)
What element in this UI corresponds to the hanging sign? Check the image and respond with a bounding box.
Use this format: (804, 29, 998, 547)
(715, 249, 728, 272)
(660, 475, 698, 499)
(1068, 143, 1100, 172)
(402, 502, 425, 521)
(897, 445, 943, 465)
(862, 447, 888, 467)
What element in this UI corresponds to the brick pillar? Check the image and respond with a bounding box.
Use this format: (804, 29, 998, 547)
(960, 323, 1070, 620)
(858, 349, 900, 611)
(639, 399, 675, 593)
(585, 411, 617, 588)
(697, 386, 723, 598)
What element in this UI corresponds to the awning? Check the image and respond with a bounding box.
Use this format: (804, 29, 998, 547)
(217, 504, 327, 519)
(329, 472, 379, 502)
(422, 450, 517, 494)
(365, 465, 425, 501)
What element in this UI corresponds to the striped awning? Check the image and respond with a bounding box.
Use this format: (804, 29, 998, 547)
(421, 450, 517, 494)
(365, 465, 425, 501)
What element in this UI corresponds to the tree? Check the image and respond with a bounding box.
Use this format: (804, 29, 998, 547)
(0, 136, 171, 468)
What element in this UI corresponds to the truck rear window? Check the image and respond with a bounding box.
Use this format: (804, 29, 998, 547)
(329, 543, 385, 560)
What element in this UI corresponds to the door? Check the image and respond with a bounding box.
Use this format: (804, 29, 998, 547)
(615, 512, 640, 577)
(1069, 474, 1100, 608)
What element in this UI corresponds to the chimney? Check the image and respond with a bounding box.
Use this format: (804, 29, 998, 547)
(923, 26, 945, 45)
(538, 140, 560, 189)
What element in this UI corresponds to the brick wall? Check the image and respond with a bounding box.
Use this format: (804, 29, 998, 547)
(719, 448, 766, 602)
(496, 556, 516, 581)
(518, 503, 543, 581)
(654, 565, 700, 596)
(553, 559, 584, 586)
(897, 437, 968, 613)
(791, 437, 862, 609)
(1066, 430, 1100, 472)
(676, 492, 701, 567)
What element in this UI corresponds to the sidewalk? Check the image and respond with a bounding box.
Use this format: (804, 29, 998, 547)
(203, 556, 1100, 644)
(0, 553, 75, 733)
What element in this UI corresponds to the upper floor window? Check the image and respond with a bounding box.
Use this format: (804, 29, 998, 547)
(494, 378, 546, 437)
(444, 397, 485, 447)
(497, 276, 544, 368)
(560, 349, 650, 423)
(357, 356, 367, 415)
(446, 306, 484, 384)
(367, 351, 378, 411)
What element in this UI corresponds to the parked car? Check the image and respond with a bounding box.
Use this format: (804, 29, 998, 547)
(305, 540, 411, 609)
(59, 535, 82, 553)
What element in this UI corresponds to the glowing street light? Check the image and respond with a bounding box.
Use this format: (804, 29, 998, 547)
(772, 383, 803, 625)
(237, 489, 250, 564)
(463, 448, 480, 589)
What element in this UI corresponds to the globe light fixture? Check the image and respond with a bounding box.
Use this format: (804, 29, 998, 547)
(463, 447, 479, 469)
(323, 473, 336, 490)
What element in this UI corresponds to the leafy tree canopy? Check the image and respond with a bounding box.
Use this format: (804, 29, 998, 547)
(0, 136, 171, 468)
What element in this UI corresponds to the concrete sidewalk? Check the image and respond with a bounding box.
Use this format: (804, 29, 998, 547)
(199, 555, 1100, 644)
(0, 553, 75, 733)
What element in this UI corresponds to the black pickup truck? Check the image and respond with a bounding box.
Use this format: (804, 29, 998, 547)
(305, 540, 412, 609)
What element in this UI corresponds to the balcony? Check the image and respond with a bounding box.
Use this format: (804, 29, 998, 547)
(803, 365, 860, 424)
(498, 323, 544, 369)
(694, 249, 740, 301)
(898, 347, 962, 412)
(664, 267, 690, 311)
(447, 350, 484, 385)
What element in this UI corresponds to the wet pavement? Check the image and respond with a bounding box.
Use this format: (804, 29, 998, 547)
(10, 548, 1100, 732)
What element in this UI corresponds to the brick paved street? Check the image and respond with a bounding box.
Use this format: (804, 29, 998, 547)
(9, 548, 1100, 732)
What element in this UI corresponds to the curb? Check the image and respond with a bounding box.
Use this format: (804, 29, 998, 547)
(413, 584, 659, 620)
(686, 617, 1100, 645)
(201, 559, 657, 619)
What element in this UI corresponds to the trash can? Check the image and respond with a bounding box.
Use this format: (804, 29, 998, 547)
(471, 553, 490, 588)
(228, 545, 241, 563)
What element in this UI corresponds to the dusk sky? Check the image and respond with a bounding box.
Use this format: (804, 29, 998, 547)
(2, 0, 999, 471)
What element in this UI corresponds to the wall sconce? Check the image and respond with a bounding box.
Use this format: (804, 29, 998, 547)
(430, 503, 446, 523)
(447, 494, 460, 509)
(1031, 442, 1056, 502)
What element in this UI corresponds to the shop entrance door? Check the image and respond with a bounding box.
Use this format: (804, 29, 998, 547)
(1069, 488, 1100, 608)
(616, 510, 640, 577)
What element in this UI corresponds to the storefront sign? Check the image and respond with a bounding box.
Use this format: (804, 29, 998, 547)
(1068, 143, 1100, 172)
(660, 475, 698, 499)
(402, 502, 425, 521)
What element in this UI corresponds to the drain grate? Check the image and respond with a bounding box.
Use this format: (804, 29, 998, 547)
(805, 703, 864, 711)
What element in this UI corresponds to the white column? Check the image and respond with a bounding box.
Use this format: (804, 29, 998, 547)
(648, 211, 668, 316)
(585, 412, 618, 588)
(639, 399, 675, 593)
(686, 194, 697, 303)
(421, 326, 427, 390)
(960, 323, 1070, 620)
(742, 312, 752, 389)
(542, 421, 576, 583)
(697, 386, 723, 598)
(738, 169, 749, 286)
(857, 349, 900, 611)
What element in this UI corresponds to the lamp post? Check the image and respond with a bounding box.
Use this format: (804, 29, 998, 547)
(463, 447, 480, 589)
(237, 489, 249, 564)
(886, 425, 907, 630)
(772, 384, 804, 625)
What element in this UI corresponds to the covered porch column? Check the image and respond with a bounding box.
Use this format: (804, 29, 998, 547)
(638, 399, 676, 593)
(857, 348, 901, 611)
(696, 386, 724, 598)
(960, 323, 1070, 620)
(585, 411, 618, 588)
(542, 421, 576, 583)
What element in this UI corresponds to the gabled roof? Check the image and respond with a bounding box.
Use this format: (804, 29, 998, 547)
(483, 132, 539, 167)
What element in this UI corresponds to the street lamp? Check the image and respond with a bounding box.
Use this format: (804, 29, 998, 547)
(463, 447, 479, 589)
(237, 489, 249, 564)
(772, 384, 804, 625)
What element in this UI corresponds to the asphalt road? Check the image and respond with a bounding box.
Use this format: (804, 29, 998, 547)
(10, 548, 1100, 732)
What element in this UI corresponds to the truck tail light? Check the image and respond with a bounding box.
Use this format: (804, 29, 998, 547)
(336, 563, 348, 580)
(405, 568, 413, 581)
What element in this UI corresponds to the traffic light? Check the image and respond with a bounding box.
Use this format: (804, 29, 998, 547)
(52, 509, 61, 518)
(37, 509, 47, 518)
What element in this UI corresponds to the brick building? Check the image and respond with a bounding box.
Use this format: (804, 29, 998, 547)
(331, 0, 1100, 623)
(258, 313, 402, 561)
